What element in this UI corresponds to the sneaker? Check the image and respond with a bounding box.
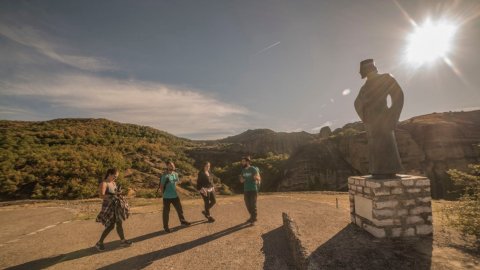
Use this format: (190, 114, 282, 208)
(164, 228, 171, 233)
(201, 210, 209, 218)
(95, 242, 105, 251)
(181, 221, 191, 226)
(207, 216, 215, 223)
(121, 239, 133, 247)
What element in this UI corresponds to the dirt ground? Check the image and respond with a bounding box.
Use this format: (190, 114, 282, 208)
(0, 192, 478, 269)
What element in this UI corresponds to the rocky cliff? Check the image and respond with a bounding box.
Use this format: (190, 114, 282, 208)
(278, 111, 480, 199)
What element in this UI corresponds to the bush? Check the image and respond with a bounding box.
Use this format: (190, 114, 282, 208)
(446, 164, 480, 250)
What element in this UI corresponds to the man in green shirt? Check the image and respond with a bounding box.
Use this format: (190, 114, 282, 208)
(239, 156, 261, 224)
(158, 160, 191, 233)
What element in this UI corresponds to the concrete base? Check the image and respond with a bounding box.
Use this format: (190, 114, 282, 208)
(348, 175, 433, 238)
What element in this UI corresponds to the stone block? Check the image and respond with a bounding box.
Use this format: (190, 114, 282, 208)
(366, 181, 381, 188)
(402, 199, 416, 207)
(356, 186, 363, 192)
(351, 214, 356, 223)
(406, 215, 424, 225)
(355, 216, 363, 227)
(401, 179, 414, 186)
(416, 225, 433, 235)
(391, 188, 404, 194)
(392, 228, 402, 237)
(403, 228, 415, 237)
(415, 179, 430, 186)
(372, 188, 390, 196)
(372, 218, 396, 226)
(410, 206, 432, 215)
(397, 209, 408, 216)
(363, 224, 386, 238)
(364, 188, 371, 194)
(348, 178, 355, 184)
(425, 187, 431, 193)
(427, 215, 432, 223)
(417, 197, 431, 203)
(384, 180, 401, 187)
(375, 200, 399, 209)
(407, 188, 422, 193)
(373, 209, 395, 218)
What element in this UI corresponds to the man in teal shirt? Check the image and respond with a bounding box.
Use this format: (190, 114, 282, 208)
(158, 160, 191, 232)
(239, 156, 261, 224)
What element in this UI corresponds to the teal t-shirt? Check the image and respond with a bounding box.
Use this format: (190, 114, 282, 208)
(242, 166, 260, 192)
(161, 172, 179, 199)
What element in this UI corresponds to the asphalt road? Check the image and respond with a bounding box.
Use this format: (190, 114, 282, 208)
(0, 194, 345, 270)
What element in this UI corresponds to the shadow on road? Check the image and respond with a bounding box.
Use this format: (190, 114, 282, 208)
(5, 219, 208, 270)
(307, 224, 433, 270)
(261, 226, 293, 270)
(97, 222, 252, 270)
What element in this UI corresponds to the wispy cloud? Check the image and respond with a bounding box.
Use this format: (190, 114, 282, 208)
(254, 41, 281, 55)
(342, 89, 351, 96)
(0, 21, 114, 72)
(0, 72, 251, 138)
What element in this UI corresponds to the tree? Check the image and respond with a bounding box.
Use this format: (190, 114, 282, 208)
(447, 164, 480, 250)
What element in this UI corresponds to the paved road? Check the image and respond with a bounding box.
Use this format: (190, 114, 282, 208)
(0, 194, 347, 270)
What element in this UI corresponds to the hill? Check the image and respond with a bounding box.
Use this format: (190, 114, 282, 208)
(0, 118, 201, 199)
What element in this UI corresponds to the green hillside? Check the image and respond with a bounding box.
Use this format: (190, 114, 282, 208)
(0, 119, 199, 199)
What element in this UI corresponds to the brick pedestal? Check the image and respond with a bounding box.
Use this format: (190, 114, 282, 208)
(348, 175, 433, 238)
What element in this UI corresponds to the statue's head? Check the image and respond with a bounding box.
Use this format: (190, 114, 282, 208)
(360, 59, 378, 79)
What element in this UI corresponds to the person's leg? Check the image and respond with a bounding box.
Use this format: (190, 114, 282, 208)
(172, 197, 189, 224)
(251, 192, 258, 221)
(208, 191, 216, 210)
(163, 199, 171, 230)
(115, 220, 125, 240)
(202, 194, 210, 216)
(244, 192, 253, 219)
(99, 222, 115, 244)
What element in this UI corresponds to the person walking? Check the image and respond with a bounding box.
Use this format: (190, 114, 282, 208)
(197, 161, 216, 222)
(95, 168, 132, 251)
(158, 160, 191, 233)
(239, 156, 261, 224)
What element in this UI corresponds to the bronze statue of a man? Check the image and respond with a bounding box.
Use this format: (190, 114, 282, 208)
(354, 59, 404, 179)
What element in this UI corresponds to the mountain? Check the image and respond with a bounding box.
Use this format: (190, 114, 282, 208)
(278, 110, 480, 199)
(1, 110, 478, 200)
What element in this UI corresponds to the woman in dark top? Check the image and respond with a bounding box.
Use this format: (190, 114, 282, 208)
(95, 168, 132, 251)
(196, 161, 216, 222)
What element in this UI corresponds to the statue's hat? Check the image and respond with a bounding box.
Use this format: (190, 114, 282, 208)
(360, 59, 378, 78)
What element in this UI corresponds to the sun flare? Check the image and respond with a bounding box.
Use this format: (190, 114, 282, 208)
(406, 19, 457, 66)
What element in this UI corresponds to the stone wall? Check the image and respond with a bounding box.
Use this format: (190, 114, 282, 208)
(348, 175, 433, 238)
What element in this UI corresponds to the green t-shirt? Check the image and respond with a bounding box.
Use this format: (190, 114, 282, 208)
(241, 166, 260, 192)
(161, 172, 179, 199)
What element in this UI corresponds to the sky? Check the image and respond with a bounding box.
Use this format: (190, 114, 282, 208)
(1, 0, 479, 139)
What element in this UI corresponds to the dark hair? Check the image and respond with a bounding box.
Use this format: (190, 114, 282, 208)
(104, 168, 119, 181)
(203, 161, 210, 167)
(242, 156, 252, 162)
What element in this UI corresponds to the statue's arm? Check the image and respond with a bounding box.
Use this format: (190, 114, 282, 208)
(354, 89, 365, 122)
(388, 78, 404, 123)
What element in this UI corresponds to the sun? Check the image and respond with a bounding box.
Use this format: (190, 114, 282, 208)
(406, 19, 457, 66)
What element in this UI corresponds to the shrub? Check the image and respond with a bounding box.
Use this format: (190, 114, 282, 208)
(446, 164, 480, 250)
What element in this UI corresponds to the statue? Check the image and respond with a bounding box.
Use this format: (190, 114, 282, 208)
(354, 59, 404, 179)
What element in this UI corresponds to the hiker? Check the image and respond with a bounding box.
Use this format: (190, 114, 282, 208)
(197, 161, 216, 222)
(158, 160, 191, 233)
(95, 168, 132, 251)
(239, 156, 261, 224)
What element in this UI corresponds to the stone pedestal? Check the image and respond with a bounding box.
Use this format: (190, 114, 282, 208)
(348, 175, 433, 238)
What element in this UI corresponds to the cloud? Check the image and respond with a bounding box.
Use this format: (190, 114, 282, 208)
(0, 72, 251, 138)
(0, 21, 114, 72)
(342, 89, 351, 96)
(330, 98, 335, 103)
(311, 121, 333, 131)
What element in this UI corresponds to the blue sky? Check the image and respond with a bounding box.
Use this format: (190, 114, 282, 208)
(1, 0, 479, 139)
